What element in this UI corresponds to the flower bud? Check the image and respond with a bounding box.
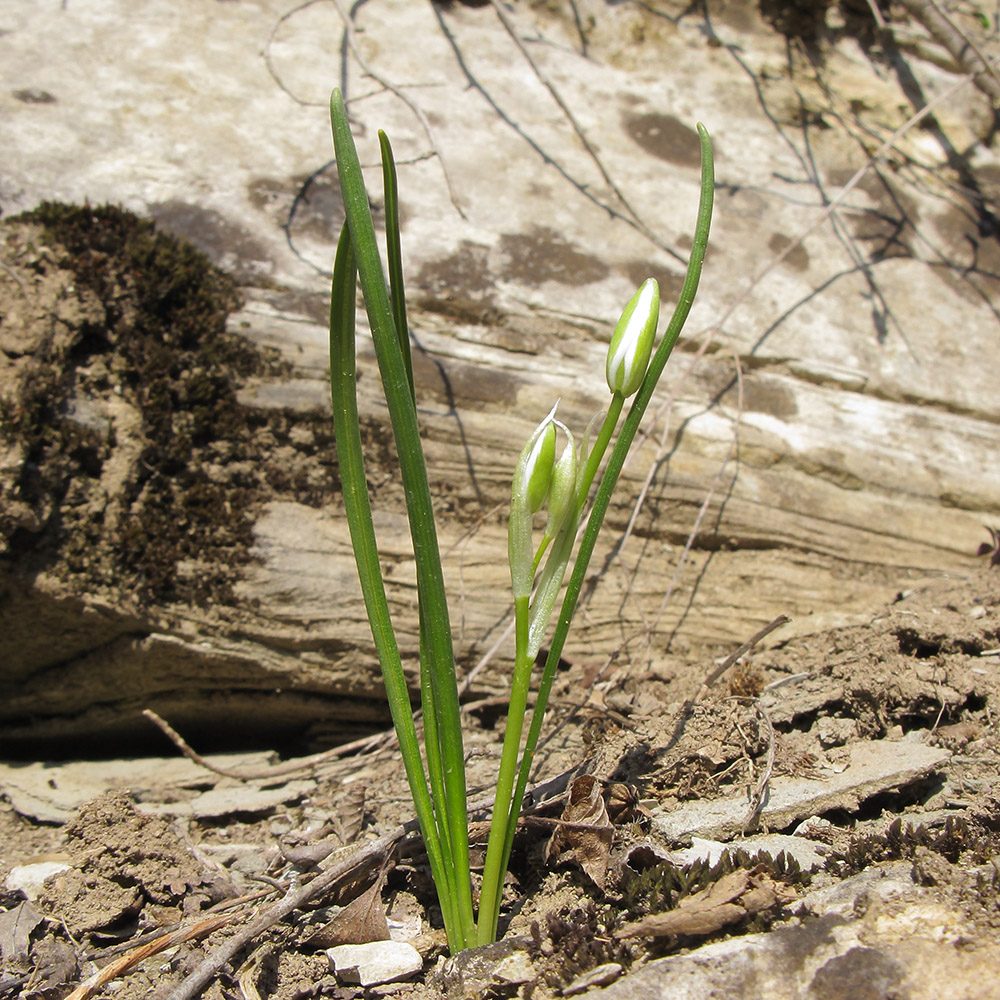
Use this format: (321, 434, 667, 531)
(519, 413, 557, 514)
(509, 406, 558, 599)
(606, 278, 659, 398)
(544, 429, 577, 538)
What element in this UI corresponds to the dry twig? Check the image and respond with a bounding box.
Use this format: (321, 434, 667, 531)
(896, 0, 1000, 104)
(742, 700, 776, 834)
(487, 0, 668, 252)
(142, 709, 391, 780)
(64, 911, 236, 1000)
(699, 615, 790, 699)
(263, 0, 467, 218)
(329, 0, 468, 218)
(164, 827, 406, 1000)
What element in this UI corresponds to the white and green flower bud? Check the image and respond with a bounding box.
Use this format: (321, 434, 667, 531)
(544, 428, 577, 539)
(523, 419, 556, 514)
(606, 278, 659, 398)
(509, 406, 558, 599)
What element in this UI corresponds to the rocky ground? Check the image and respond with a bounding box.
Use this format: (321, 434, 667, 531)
(2, 0, 1000, 997)
(2, 566, 1000, 999)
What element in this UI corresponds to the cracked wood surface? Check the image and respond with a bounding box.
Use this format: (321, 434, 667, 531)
(0, 0, 997, 748)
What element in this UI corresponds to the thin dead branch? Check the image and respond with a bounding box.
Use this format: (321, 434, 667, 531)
(897, 0, 1000, 104)
(65, 911, 236, 1000)
(488, 0, 669, 252)
(329, 0, 468, 219)
(262, 0, 329, 107)
(164, 827, 406, 1000)
(430, 1, 684, 262)
(711, 62, 994, 348)
(635, 349, 746, 652)
(142, 709, 392, 780)
(742, 700, 776, 834)
(263, 0, 467, 218)
(699, 615, 790, 699)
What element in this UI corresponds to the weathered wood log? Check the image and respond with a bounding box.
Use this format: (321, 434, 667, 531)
(2, 0, 998, 752)
(0, 205, 992, 752)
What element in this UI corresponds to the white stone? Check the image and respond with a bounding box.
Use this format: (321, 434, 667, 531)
(327, 941, 422, 986)
(6, 861, 70, 900)
(653, 740, 950, 842)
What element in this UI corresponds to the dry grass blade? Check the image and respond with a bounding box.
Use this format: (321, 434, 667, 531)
(63, 911, 234, 1000)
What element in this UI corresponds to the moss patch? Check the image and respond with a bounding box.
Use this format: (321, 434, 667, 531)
(0, 203, 337, 606)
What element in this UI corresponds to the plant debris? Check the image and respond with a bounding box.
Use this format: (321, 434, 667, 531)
(615, 866, 795, 940)
(543, 775, 615, 890)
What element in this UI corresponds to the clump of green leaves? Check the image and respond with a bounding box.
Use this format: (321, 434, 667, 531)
(327, 88, 714, 951)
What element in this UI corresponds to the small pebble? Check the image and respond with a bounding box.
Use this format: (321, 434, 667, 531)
(6, 861, 71, 900)
(562, 962, 623, 995)
(327, 941, 422, 986)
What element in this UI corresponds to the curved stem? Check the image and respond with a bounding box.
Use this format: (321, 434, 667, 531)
(576, 394, 624, 514)
(498, 123, 716, 896)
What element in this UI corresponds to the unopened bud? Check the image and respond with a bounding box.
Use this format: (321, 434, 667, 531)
(606, 278, 659, 398)
(509, 406, 558, 599)
(519, 412, 556, 514)
(544, 430, 577, 538)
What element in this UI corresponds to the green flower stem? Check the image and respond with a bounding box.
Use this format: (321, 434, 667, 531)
(477, 399, 621, 945)
(495, 122, 716, 911)
(476, 592, 532, 945)
(330, 89, 475, 950)
(576, 393, 624, 516)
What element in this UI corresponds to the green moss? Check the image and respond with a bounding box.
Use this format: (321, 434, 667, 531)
(2, 203, 334, 606)
(618, 848, 809, 924)
(826, 817, 998, 877)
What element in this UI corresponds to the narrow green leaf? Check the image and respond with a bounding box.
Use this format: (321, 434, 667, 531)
(327, 224, 463, 938)
(331, 89, 475, 949)
(379, 130, 414, 402)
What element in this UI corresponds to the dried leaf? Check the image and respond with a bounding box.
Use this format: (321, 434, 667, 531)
(335, 783, 367, 845)
(621, 841, 675, 872)
(304, 870, 390, 948)
(0, 901, 43, 966)
(24, 938, 78, 997)
(545, 775, 614, 890)
(616, 868, 794, 939)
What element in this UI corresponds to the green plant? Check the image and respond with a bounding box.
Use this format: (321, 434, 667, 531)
(327, 87, 714, 952)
